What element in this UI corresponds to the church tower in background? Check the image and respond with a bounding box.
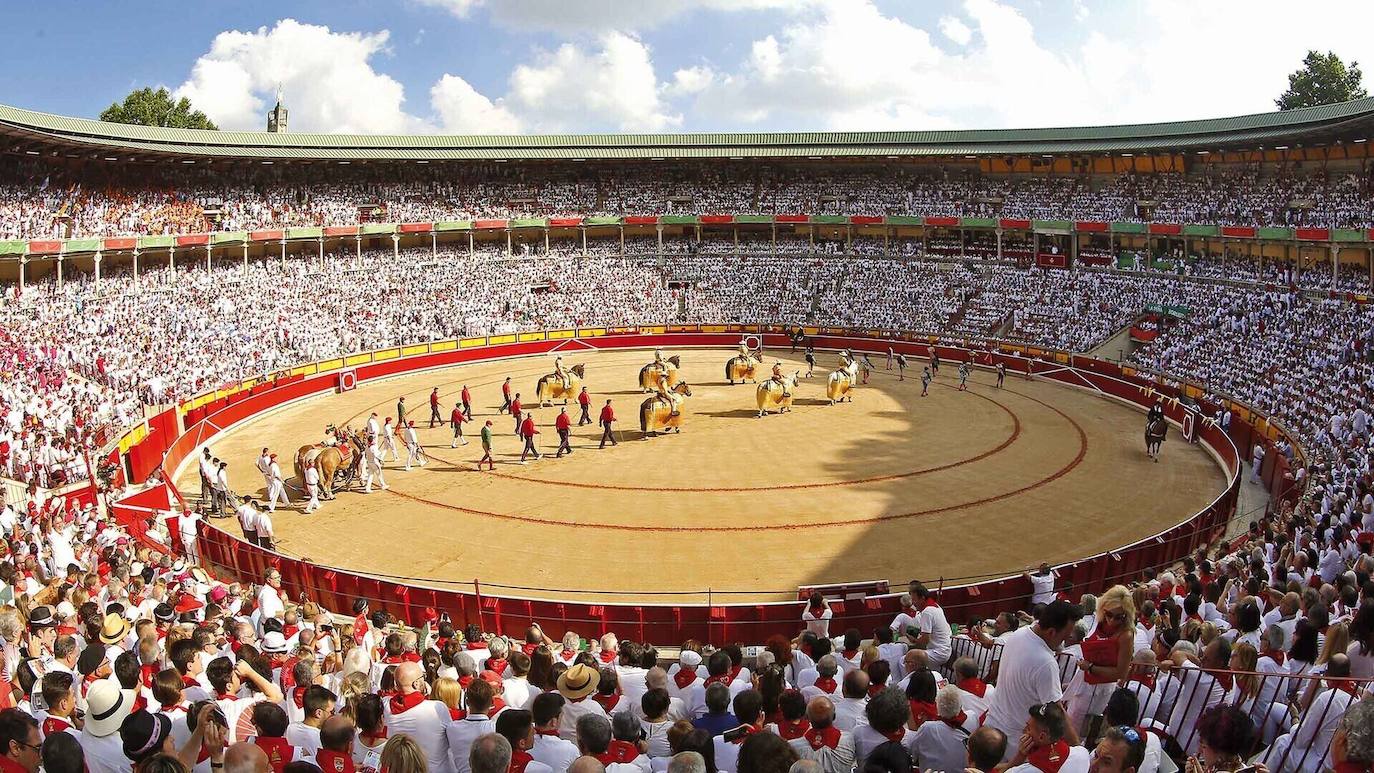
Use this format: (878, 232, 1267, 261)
(267, 85, 288, 133)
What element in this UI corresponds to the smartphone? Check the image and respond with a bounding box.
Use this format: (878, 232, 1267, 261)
(722, 726, 751, 743)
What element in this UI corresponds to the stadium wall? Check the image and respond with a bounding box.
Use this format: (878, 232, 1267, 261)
(111, 326, 1288, 645)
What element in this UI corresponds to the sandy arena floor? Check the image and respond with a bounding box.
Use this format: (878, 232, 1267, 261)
(176, 347, 1227, 604)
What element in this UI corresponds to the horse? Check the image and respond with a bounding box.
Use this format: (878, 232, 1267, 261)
(534, 364, 585, 407)
(639, 381, 694, 437)
(725, 353, 760, 384)
(639, 355, 682, 392)
(1145, 417, 1167, 462)
(295, 425, 362, 498)
(756, 371, 800, 417)
(826, 351, 860, 404)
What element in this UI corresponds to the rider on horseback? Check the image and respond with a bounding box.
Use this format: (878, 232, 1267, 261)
(322, 424, 339, 447)
(656, 379, 680, 417)
(771, 361, 791, 397)
(737, 337, 752, 359)
(653, 348, 668, 372)
(1147, 401, 1164, 425)
(554, 355, 572, 390)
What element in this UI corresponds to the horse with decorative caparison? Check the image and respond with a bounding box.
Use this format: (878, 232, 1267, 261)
(756, 371, 799, 417)
(640, 355, 683, 392)
(640, 381, 693, 436)
(295, 424, 364, 498)
(826, 350, 860, 404)
(535, 364, 585, 407)
(725, 353, 760, 384)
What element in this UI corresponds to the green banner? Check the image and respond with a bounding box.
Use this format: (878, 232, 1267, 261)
(434, 220, 472, 232)
(1182, 224, 1219, 237)
(510, 218, 548, 229)
(1333, 228, 1367, 243)
(811, 215, 848, 225)
(138, 235, 174, 249)
(884, 216, 923, 226)
(1165, 305, 1191, 319)
(211, 231, 246, 245)
(361, 223, 396, 235)
(585, 216, 625, 226)
(0, 240, 24, 256)
(1258, 227, 1293, 240)
(287, 226, 323, 239)
(960, 217, 997, 228)
(1033, 220, 1073, 231)
(734, 215, 773, 224)
(1145, 304, 1164, 314)
(1111, 222, 1147, 234)
(63, 238, 101, 253)
(1149, 259, 1176, 272)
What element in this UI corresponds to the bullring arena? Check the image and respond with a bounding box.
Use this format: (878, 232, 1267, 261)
(171, 333, 1229, 605)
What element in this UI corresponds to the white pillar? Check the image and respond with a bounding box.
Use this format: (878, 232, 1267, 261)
(56, 254, 63, 288)
(506, 229, 512, 256)
(392, 234, 399, 261)
(1332, 243, 1339, 286)
(354, 236, 361, 267)
(581, 227, 587, 253)
(544, 228, 550, 255)
(468, 231, 474, 257)
(168, 247, 175, 275)
(17, 257, 25, 295)
(132, 249, 139, 291)
(657, 225, 664, 256)
(93, 251, 102, 292)
(205, 245, 212, 273)
(996, 228, 1003, 261)
(317, 238, 324, 269)
(619, 227, 624, 256)
(243, 243, 249, 276)
(431, 231, 437, 259)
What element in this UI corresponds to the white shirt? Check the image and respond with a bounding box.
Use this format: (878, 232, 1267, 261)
(257, 585, 284, 629)
(558, 696, 607, 742)
(285, 722, 322, 756)
(80, 729, 131, 773)
(983, 627, 1063, 743)
(917, 603, 952, 665)
(1029, 572, 1056, 605)
(832, 695, 868, 732)
(446, 715, 497, 773)
(385, 697, 455, 773)
(803, 605, 833, 638)
(305, 467, 320, 488)
(237, 503, 259, 532)
(1005, 745, 1090, 773)
(531, 732, 580, 773)
(912, 720, 970, 773)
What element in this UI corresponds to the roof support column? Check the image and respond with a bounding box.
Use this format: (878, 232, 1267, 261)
(580, 227, 587, 254)
(1332, 242, 1339, 287)
(17, 256, 24, 296)
(168, 246, 175, 277)
(132, 249, 139, 293)
(431, 230, 437, 259)
(506, 228, 512, 257)
(619, 226, 624, 257)
(996, 228, 1003, 262)
(771, 222, 776, 257)
(959, 228, 965, 259)
(392, 234, 399, 261)
(316, 238, 323, 269)
(244, 243, 250, 277)
(56, 253, 63, 289)
(205, 244, 211, 274)
(884, 227, 889, 258)
(354, 236, 361, 268)
(544, 228, 550, 256)
(93, 250, 101, 293)
(468, 231, 474, 257)
(657, 224, 663, 258)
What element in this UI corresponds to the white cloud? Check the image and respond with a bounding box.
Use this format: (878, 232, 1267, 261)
(506, 32, 680, 132)
(938, 16, 972, 46)
(416, 0, 807, 30)
(175, 19, 425, 134)
(667, 66, 716, 97)
(430, 75, 523, 134)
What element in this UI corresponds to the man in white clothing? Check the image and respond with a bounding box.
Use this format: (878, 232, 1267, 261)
(531, 693, 580, 773)
(909, 582, 952, 669)
(403, 421, 425, 471)
(911, 686, 971, 773)
(831, 670, 869, 732)
(449, 680, 498, 773)
(363, 440, 388, 493)
(556, 664, 606, 744)
(791, 696, 855, 773)
(387, 661, 456, 773)
(266, 454, 290, 512)
(256, 569, 285, 635)
(257, 448, 273, 491)
(303, 461, 322, 514)
(983, 601, 1084, 761)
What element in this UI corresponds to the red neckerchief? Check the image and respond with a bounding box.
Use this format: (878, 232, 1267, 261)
(673, 667, 699, 690)
(1128, 672, 1155, 691)
(457, 675, 474, 691)
(881, 727, 906, 743)
(280, 657, 300, 692)
(41, 716, 72, 736)
(908, 700, 938, 727)
(449, 708, 466, 721)
(1206, 670, 1234, 692)
(282, 625, 299, 640)
(359, 728, 388, 745)
(318, 749, 357, 773)
(139, 663, 159, 688)
(591, 691, 620, 713)
(56, 625, 78, 637)
(253, 737, 296, 773)
(352, 614, 369, 647)
(957, 677, 988, 698)
(804, 724, 842, 751)
(1138, 616, 1154, 631)
(486, 658, 508, 675)
(131, 693, 148, 713)
(521, 643, 539, 657)
(1262, 649, 1286, 666)
(558, 650, 577, 663)
(292, 686, 308, 709)
(867, 683, 886, 699)
(1028, 740, 1071, 773)
(1332, 678, 1361, 697)
(840, 649, 859, 661)
(435, 637, 450, 652)
(776, 718, 810, 740)
(922, 598, 940, 610)
(704, 673, 732, 688)
(488, 698, 506, 717)
(811, 676, 836, 694)
(382, 653, 420, 665)
(534, 728, 560, 737)
(941, 712, 969, 731)
(725, 725, 756, 745)
(216, 692, 238, 702)
(182, 675, 200, 689)
(508, 750, 535, 773)
(465, 642, 486, 651)
(598, 650, 617, 665)
(727, 665, 743, 683)
(389, 691, 426, 715)
(595, 740, 639, 765)
(1159, 581, 1174, 598)
(161, 700, 189, 713)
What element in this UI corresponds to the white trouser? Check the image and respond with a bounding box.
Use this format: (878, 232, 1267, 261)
(305, 484, 321, 513)
(267, 478, 290, 510)
(405, 444, 425, 469)
(364, 462, 387, 492)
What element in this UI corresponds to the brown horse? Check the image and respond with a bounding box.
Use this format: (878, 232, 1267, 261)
(295, 426, 361, 498)
(725, 354, 759, 384)
(639, 355, 682, 392)
(640, 381, 693, 437)
(534, 364, 585, 407)
(1145, 417, 1167, 462)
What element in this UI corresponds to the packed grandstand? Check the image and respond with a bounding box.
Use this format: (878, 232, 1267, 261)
(0, 95, 1372, 773)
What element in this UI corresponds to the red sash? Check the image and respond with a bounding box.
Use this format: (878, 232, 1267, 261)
(508, 750, 535, 773)
(1028, 740, 1071, 773)
(804, 724, 842, 751)
(776, 719, 811, 740)
(957, 677, 989, 698)
(253, 737, 296, 773)
(704, 673, 732, 688)
(486, 658, 508, 675)
(318, 749, 356, 773)
(41, 716, 72, 736)
(591, 692, 621, 713)
(596, 740, 639, 764)
(674, 668, 699, 690)
(812, 676, 837, 694)
(908, 700, 938, 727)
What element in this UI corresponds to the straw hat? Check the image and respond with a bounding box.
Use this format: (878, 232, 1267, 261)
(99, 613, 131, 645)
(556, 663, 600, 700)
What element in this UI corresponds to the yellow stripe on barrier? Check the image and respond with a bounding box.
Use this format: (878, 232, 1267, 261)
(401, 344, 429, 356)
(518, 332, 546, 342)
(1184, 385, 1203, 399)
(317, 358, 344, 372)
(431, 340, 457, 352)
(342, 354, 369, 367)
(802, 327, 819, 335)
(641, 325, 666, 335)
(489, 334, 516, 345)
(700, 325, 727, 333)
(460, 337, 488, 348)
(579, 328, 606, 337)
(374, 348, 399, 361)
(1055, 352, 1070, 364)
(547, 329, 575, 340)
(291, 364, 316, 377)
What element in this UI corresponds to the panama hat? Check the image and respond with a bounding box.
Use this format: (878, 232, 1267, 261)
(557, 663, 600, 700)
(121, 710, 171, 763)
(100, 613, 131, 645)
(85, 681, 134, 738)
(261, 631, 288, 654)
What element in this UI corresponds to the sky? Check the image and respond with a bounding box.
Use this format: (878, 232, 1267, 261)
(5, 0, 1374, 136)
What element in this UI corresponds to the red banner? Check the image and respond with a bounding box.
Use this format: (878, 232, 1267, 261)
(699, 215, 734, 224)
(623, 216, 659, 225)
(775, 215, 810, 223)
(474, 219, 508, 230)
(27, 240, 62, 255)
(1295, 227, 1329, 241)
(548, 217, 584, 228)
(398, 223, 432, 234)
(250, 230, 284, 241)
(1036, 253, 1068, 269)
(1221, 226, 1256, 238)
(924, 216, 960, 228)
(323, 226, 358, 237)
(1075, 221, 1108, 233)
(849, 216, 884, 225)
(1148, 223, 1182, 236)
(175, 234, 210, 247)
(1129, 327, 1159, 342)
(103, 237, 137, 251)
(999, 218, 1031, 230)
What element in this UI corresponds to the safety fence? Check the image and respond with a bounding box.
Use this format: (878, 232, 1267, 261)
(104, 325, 1299, 645)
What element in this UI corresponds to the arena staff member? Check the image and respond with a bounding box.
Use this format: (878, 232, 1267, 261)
(577, 387, 592, 426)
(983, 600, 1084, 761)
(554, 408, 573, 458)
(599, 400, 617, 448)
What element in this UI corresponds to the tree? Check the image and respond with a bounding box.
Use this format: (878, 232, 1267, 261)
(1275, 51, 1367, 110)
(100, 87, 218, 130)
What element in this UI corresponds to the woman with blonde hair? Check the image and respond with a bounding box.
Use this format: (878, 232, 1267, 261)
(430, 677, 464, 719)
(1227, 641, 1289, 746)
(336, 671, 372, 720)
(1065, 584, 1136, 741)
(379, 733, 429, 773)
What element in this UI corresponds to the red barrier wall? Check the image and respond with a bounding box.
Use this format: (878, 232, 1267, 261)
(119, 328, 1270, 645)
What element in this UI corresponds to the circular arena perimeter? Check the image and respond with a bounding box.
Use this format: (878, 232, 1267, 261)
(173, 333, 1230, 607)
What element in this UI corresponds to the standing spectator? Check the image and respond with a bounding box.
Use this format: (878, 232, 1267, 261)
(983, 601, 1083, 760)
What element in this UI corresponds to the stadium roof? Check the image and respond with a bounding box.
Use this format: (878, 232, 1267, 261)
(3, 98, 1374, 162)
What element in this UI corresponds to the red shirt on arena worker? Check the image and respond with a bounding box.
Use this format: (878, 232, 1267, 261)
(555, 412, 571, 432)
(600, 403, 615, 423)
(520, 416, 538, 439)
(578, 390, 591, 409)
(510, 397, 523, 420)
